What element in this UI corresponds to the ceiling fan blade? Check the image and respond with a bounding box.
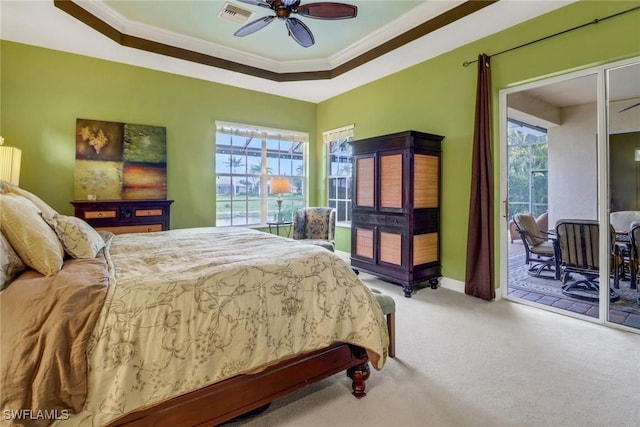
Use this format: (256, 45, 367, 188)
(234, 16, 276, 37)
(296, 2, 357, 19)
(619, 101, 640, 113)
(286, 17, 315, 47)
(236, 0, 273, 10)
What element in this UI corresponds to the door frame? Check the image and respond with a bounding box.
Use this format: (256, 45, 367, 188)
(498, 57, 639, 332)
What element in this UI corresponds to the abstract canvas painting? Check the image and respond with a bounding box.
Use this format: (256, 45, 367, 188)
(74, 118, 167, 200)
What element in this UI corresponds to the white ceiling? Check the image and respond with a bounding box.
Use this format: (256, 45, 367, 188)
(100, 0, 425, 66)
(515, 62, 640, 108)
(0, 0, 579, 103)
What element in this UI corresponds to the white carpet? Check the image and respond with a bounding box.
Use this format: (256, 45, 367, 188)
(229, 259, 640, 427)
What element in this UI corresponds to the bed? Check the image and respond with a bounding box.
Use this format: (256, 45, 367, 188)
(0, 184, 388, 427)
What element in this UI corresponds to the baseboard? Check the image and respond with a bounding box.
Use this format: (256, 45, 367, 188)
(439, 277, 465, 293)
(438, 277, 502, 301)
(335, 250, 501, 301)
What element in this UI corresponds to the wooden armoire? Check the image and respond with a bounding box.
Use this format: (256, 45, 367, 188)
(349, 130, 443, 297)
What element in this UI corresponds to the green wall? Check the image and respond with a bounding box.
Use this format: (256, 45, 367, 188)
(0, 42, 317, 229)
(318, 0, 640, 281)
(1, 0, 639, 287)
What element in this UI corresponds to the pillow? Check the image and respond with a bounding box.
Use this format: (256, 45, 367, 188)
(0, 180, 58, 218)
(0, 179, 10, 193)
(97, 230, 115, 245)
(41, 213, 105, 259)
(0, 232, 26, 290)
(0, 194, 64, 276)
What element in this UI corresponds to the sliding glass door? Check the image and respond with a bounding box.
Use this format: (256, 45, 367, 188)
(606, 60, 640, 330)
(500, 56, 640, 333)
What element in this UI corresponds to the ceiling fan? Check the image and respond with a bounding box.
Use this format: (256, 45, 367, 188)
(233, 0, 358, 48)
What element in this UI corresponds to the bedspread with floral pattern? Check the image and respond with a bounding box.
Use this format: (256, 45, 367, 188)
(58, 227, 388, 426)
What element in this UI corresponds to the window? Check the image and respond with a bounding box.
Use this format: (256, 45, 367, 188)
(325, 125, 354, 224)
(215, 122, 307, 226)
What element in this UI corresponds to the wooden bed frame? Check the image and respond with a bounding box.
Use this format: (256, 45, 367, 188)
(107, 343, 370, 426)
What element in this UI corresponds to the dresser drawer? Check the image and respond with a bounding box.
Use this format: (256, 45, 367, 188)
(96, 224, 163, 234)
(353, 212, 407, 228)
(84, 210, 117, 219)
(353, 212, 386, 225)
(385, 215, 407, 227)
(135, 209, 163, 217)
(71, 199, 173, 234)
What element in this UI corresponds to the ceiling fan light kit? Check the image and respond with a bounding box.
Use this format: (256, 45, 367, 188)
(233, 0, 357, 48)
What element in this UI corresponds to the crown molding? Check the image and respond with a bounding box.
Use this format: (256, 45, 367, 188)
(53, 0, 498, 82)
(328, 0, 465, 68)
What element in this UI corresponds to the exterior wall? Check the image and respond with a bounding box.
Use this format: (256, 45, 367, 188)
(548, 103, 599, 228)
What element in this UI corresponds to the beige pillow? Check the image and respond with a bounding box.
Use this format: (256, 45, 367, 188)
(0, 232, 26, 290)
(42, 213, 105, 259)
(0, 179, 11, 193)
(1, 181, 58, 218)
(0, 194, 64, 276)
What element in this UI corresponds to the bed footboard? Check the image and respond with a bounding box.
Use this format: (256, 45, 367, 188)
(107, 343, 369, 427)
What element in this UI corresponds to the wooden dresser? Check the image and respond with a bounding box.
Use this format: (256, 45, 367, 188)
(71, 199, 173, 234)
(349, 130, 443, 297)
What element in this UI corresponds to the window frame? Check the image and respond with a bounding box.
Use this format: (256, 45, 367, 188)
(324, 125, 355, 226)
(215, 121, 308, 226)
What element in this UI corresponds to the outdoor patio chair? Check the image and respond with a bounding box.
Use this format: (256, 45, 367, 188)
(610, 210, 640, 232)
(610, 211, 640, 281)
(513, 213, 560, 280)
(555, 219, 620, 302)
(629, 223, 640, 295)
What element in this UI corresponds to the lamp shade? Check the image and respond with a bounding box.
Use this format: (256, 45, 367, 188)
(270, 177, 290, 194)
(635, 149, 640, 161)
(0, 143, 22, 185)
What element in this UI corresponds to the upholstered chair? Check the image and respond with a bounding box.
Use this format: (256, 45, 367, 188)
(292, 207, 336, 252)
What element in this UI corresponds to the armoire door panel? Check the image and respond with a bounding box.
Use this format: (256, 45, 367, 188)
(379, 231, 402, 266)
(354, 228, 374, 259)
(380, 154, 403, 209)
(356, 157, 375, 207)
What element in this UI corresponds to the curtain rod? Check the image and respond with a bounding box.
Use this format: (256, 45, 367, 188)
(462, 5, 640, 67)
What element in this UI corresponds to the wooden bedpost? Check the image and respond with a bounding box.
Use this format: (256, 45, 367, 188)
(347, 346, 370, 398)
(347, 362, 370, 398)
